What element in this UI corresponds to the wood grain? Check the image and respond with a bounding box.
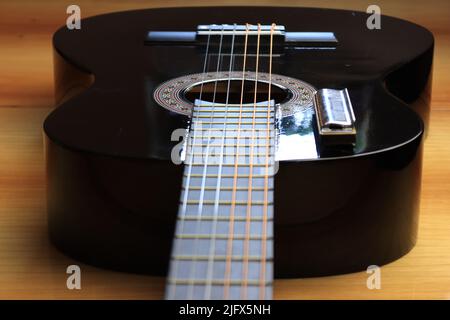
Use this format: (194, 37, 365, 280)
(0, 0, 449, 299)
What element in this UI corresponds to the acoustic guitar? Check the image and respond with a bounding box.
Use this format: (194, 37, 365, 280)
(45, 7, 433, 299)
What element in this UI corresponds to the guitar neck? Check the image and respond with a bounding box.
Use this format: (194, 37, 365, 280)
(166, 101, 275, 300)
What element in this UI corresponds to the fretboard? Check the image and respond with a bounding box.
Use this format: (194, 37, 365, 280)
(166, 101, 275, 300)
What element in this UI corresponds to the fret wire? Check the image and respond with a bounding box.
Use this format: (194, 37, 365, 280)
(191, 121, 273, 125)
(195, 115, 273, 119)
(175, 234, 273, 240)
(193, 118, 274, 121)
(193, 107, 274, 111)
(195, 121, 274, 125)
(178, 215, 273, 221)
(183, 200, 273, 205)
(194, 105, 275, 109)
(188, 136, 273, 140)
(191, 133, 273, 140)
(190, 143, 273, 147)
(193, 128, 272, 131)
(194, 106, 275, 110)
(186, 159, 272, 165)
(188, 163, 269, 167)
(183, 186, 273, 191)
(185, 174, 270, 178)
(184, 161, 275, 167)
(194, 110, 274, 114)
(188, 152, 269, 157)
(173, 255, 272, 261)
(192, 105, 276, 110)
(169, 279, 272, 286)
(192, 115, 273, 119)
(183, 186, 272, 191)
(193, 109, 274, 114)
(192, 108, 275, 112)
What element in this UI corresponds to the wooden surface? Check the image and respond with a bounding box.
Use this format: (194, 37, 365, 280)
(0, 0, 449, 299)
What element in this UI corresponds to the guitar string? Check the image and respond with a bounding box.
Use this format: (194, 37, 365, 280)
(223, 23, 250, 299)
(168, 26, 212, 299)
(241, 23, 262, 299)
(186, 24, 225, 300)
(204, 23, 237, 300)
(259, 23, 276, 300)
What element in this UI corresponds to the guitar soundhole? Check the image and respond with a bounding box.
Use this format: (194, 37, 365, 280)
(183, 79, 290, 105)
(153, 71, 315, 116)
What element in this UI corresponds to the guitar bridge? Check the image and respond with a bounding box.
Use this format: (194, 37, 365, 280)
(145, 24, 338, 48)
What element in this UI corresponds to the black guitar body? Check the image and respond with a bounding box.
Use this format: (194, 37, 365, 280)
(45, 7, 433, 278)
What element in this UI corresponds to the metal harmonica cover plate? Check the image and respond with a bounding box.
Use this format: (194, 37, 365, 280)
(313, 88, 356, 145)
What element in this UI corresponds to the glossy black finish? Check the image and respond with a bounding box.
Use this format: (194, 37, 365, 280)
(45, 7, 433, 277)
